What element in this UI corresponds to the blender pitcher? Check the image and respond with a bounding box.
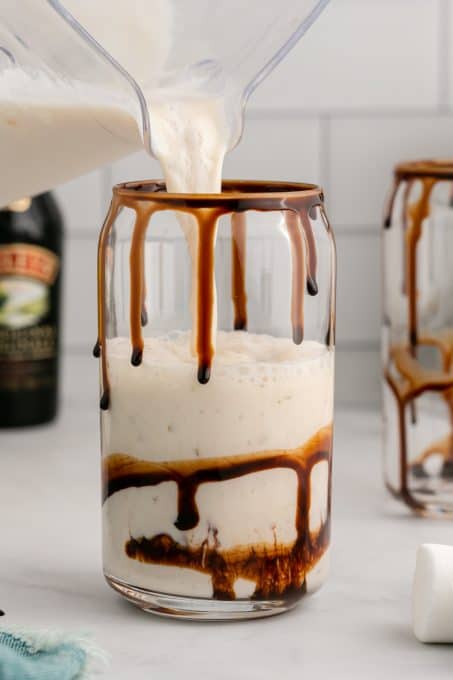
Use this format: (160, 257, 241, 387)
(0, 0, 329, 206)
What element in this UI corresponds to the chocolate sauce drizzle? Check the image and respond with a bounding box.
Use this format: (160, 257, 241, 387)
(140, 270, 148, 327)
(103, 425, 332, 599)
(95, 181, 332, 409)
(129, 205, 155, 367)
(95, 196, 121, 410)
(300, 209, 318, 295)
(384, 161, 453, 508)
(231, 212, 248, 330)
(285, 211, 306, 344)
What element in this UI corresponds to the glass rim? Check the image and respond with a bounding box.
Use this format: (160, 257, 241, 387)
(112, 179, 323, 207)
(394, 159, 453, 180)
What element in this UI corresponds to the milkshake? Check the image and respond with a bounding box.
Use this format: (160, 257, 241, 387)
(383, 160, 453, 516)
(96, 179, 335, 617)
(102, 332, 333, 602)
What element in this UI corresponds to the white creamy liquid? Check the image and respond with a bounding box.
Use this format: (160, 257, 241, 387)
(102, 332, 334, 597)
(0, 74, 143, 207)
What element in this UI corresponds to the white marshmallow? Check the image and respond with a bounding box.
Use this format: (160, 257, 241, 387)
(412, 544, 453, 643)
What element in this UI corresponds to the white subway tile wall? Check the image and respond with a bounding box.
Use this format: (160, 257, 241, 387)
(59, 0, 453, 405)
(224, 118, 322, 182)
(55, 170, 105, 234)
(64, 238, 97, 348)
(253, 0, 440, 112)
(328, 116, 453, 227)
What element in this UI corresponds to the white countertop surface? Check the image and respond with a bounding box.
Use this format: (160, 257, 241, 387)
(1, 356, 452, 679)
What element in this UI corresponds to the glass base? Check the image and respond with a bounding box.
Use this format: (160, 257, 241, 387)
(386, 480, 453, 518)
(105, 574, 299, 621)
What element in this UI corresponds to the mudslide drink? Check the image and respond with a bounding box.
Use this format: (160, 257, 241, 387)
(383, 160, 453, 516)
(95, 181, 336, 619)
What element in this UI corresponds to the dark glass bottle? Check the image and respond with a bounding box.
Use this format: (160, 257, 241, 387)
(0, 193, 63, 427)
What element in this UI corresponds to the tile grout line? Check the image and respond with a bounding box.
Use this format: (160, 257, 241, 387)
(246, 107, 453, 120)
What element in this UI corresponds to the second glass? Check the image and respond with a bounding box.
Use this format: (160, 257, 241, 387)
(95, 180, 336, 619)
(383, 160, 453, 516)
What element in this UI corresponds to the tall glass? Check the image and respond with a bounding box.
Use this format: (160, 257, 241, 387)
(95, 180, 336, 619)
(383, 160, 453, 516)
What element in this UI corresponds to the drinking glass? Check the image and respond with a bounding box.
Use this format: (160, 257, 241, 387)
(95, 180, 336, 619)
(383, 160, 453, 516)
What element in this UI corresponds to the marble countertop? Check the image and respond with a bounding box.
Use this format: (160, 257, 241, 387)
(1, 356, 452, 679)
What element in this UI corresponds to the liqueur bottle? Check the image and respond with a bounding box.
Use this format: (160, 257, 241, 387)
(0, 193, 63, 427)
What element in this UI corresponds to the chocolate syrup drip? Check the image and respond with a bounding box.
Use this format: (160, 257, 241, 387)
(100, 389, 110, 411)
(197, 363, 211, 384)
(316, 203, 336, 348)
(400, 179, 414, 295)
(96, 197, 121, 411)
(285, 211, 306, 345)
(103, 425, 332, 599)
(173, 480, 200, 531)
(129, 206, 154, 368)
(131, 347, 143, 366)
(284, 208, 321, 343)
(95, 182, 330, 408)
(407, 178, 436, 350)
(325, 325, 332, 347)
(93, 339, 101, 358)
(300, 209, 318, 296)
(384, 175, 400, 229)
(231, 213, 248, 330)
(384, 161, 453, 505)
(140, 235, 148, 327)
(195, 210, 219, 383)
(401, 178, 423, 425)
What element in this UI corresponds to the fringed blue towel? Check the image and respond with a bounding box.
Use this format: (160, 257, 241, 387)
(0, 627, 107, 680)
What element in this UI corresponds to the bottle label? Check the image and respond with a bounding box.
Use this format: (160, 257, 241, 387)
(0, 243, 59, 284)
(0, 243, 60, 390)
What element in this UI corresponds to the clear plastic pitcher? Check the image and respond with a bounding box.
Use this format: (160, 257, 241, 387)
(0, 0, 329, 206)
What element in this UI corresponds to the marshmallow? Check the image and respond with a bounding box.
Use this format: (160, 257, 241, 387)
(412, 544, 453, 643)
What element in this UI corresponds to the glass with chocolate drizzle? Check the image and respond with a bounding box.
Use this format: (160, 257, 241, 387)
(95, 180, 336, 619)
(383, 160, 453, 516)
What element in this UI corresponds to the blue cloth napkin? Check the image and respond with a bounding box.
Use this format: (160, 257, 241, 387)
(0, 627, 107, 680)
